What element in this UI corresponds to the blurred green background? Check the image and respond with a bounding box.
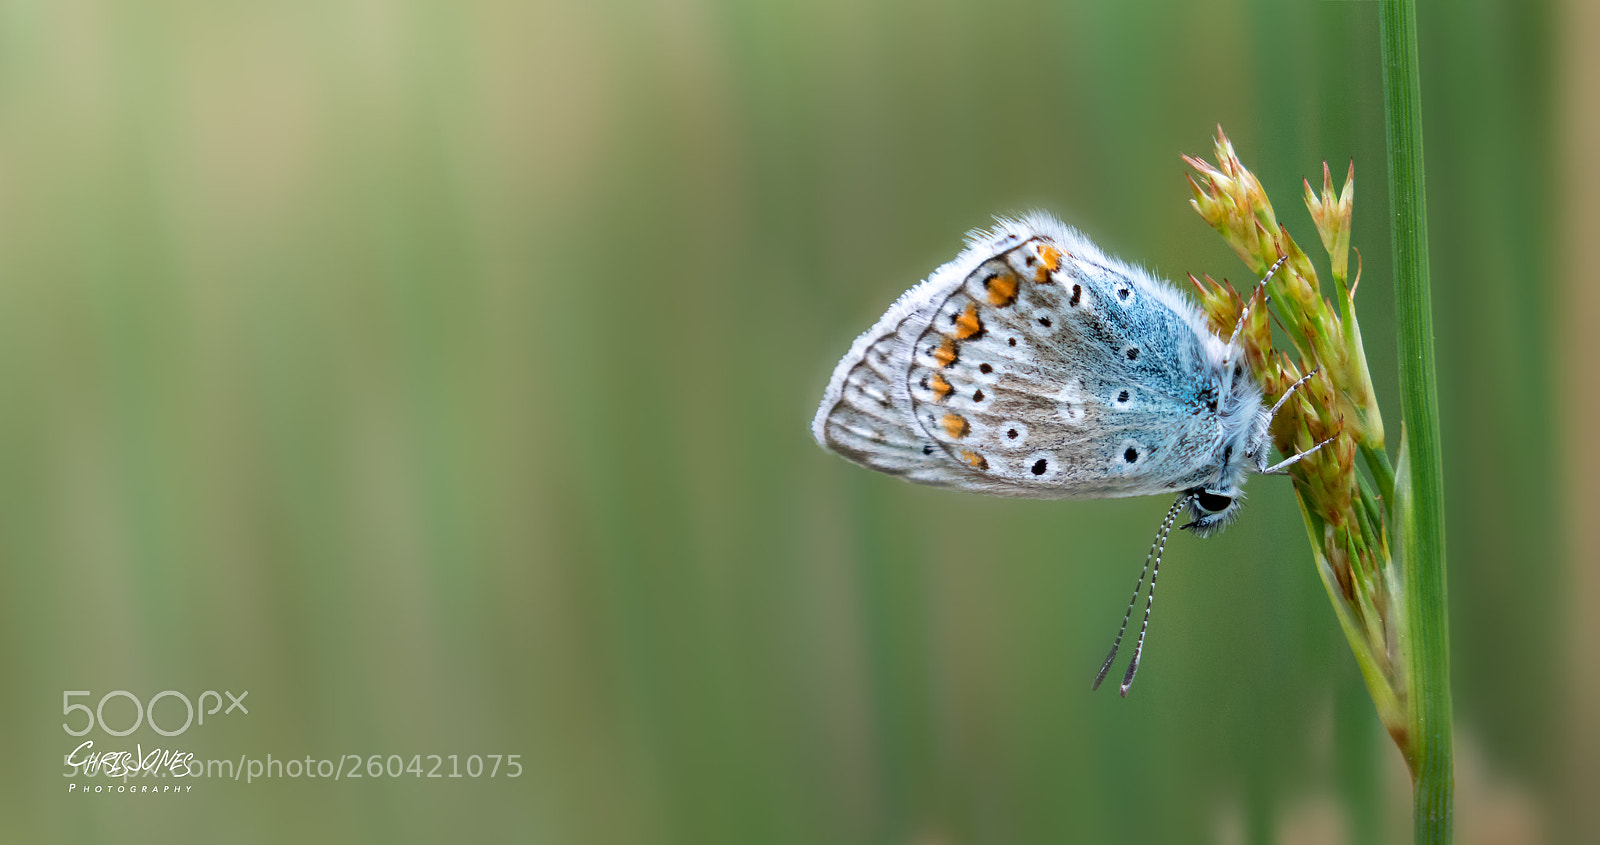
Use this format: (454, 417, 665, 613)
(0, 1, 1590, 842)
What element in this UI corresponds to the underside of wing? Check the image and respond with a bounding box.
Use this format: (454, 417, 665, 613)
(811, 227, 1035, 489)
(902, 217, 1230, 499)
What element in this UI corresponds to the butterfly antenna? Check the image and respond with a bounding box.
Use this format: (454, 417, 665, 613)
(1225, 255, 1287, 351)
(1092, 557, 1150, 692)
(1094, 495, 1188, 696)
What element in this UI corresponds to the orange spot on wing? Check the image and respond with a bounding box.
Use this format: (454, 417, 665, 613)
(928, 372, 952, 400)
(953, 303, 984, 339)
(959, 450, 988, 471)
(941, 413, 970, 439)
(1036, 244, 1062, 281)
(985, 271, 1019, 307)
(932, 336, 959, 368)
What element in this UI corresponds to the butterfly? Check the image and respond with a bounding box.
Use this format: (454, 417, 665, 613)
(811, 212, 1325, 694)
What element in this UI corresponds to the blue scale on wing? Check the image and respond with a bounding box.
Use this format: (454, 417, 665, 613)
(906, 241, 1221, 498)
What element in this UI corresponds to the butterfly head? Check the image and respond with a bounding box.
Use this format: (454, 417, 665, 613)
(1179, 486, 1242, 537)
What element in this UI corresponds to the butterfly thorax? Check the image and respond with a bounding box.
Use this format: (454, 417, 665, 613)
(1178, 350, 1272, 535)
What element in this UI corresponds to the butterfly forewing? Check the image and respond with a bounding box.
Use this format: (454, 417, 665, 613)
(908, 233, 1231, 497)
(816, 215, 1233, 498)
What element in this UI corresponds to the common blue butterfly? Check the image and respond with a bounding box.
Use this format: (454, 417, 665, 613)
(812, 212, 1323, 693)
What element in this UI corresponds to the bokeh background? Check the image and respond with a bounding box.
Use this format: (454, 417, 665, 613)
(1, 1, 1593, 842)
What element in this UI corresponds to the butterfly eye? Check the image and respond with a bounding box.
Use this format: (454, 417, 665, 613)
(1195, 491, 1233, 513)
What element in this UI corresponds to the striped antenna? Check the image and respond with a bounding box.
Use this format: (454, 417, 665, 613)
(1094, 494, 1189, 697)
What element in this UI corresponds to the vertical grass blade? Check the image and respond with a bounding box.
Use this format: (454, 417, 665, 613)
(1378, 0, 1455, 841)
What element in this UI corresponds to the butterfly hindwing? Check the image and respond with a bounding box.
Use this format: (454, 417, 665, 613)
(814, 315, 956, 486)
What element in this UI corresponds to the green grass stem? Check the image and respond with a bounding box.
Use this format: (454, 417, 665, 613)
(1378, 0, 1454, 841)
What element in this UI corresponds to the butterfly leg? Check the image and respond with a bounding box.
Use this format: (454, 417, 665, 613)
(1257, 366, 1335, 474)
(1268, 367, 1319, 418)
(1262, 435, 1337, 475)
(1225, 255, 1288, 351)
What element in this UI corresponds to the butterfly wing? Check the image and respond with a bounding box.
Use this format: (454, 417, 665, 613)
(816, 213, 1233, 499)
(811, 227, 1035, 489)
